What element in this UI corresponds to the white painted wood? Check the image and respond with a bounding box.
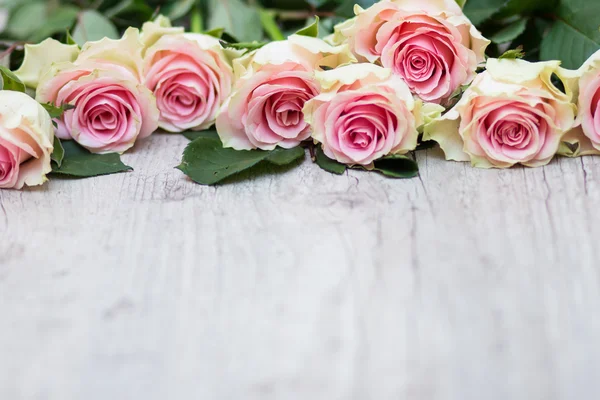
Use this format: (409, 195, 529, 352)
(1, 133, 599, 400)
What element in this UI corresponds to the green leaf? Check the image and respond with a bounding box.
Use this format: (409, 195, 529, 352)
(104, 0, 154, 19)
(499, 46, 526, 59)
(371, 154, 419, 179)
(205, 27, 225, 39)
(0, 65, 26, 92)
(51, 136, 64, 168)
(265, 146, 305, 165)
(295, 16, 320, 38)
(177, 135, 304, 185)
(6, 1, 47, 40)
(28, 5, 79, 43)
(490, 18, 529, 44)
(315, 146, 346, 175)
(463, 0, 508, 25)
(51, 141, 132, 178)
(72, 10, 119, 47)
(161, 0, 196, 20)
(498, 0, 557, 18)
(223, 41, 267, 51)
(182, 128, 219, 141)
(66, 29, 77, 46)
(540, 0, 600, 69)
(207, 0, 263, 42)
(455, 0, 468, 8)
(40, 103, 75, 119)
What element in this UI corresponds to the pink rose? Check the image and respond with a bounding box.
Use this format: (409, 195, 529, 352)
(304, 64, 420, 165)
(333, 0, 489, 104)
(216, 35, 354, 150)
(425, 59, 576, 168)
(144, 33, 234, 132)
(558, 50, 600, 157)
(0, 91, 54, 189)
(34, 29, 159, 154)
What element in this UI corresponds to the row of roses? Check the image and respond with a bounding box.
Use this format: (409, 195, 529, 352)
(1, 0, 600, 189)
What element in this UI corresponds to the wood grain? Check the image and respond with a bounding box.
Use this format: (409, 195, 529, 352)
(0, 133, 599, 400)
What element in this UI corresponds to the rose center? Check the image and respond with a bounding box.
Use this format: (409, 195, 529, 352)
(495, 120, 530, 147)
(168, 86, 203, 117)
(277, 109, 301, 127)
(351, 130, 372, 148)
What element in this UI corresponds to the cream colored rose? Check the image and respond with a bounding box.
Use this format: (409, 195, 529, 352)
(558, 50, 600, 157)
(425, 59, 576, 168)
(216, 35, 355, 151)
(331, 0, 489, 104)
(35, 28, 159, 154)
(304, 64, 420, 165)
(144, 31, 234, 133)
(0, 90, 54, 189)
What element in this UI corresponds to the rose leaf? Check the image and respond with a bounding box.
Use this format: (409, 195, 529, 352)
(51, 141, 133, 177)
(177, 135, 303, 185)
(50, 137, 65, 168)
(295, 16, 320, 38)
(315, 146, 347, 175)
(0, 66, 26, 93)
(265, 146, 305, 166)
(370, 154, 419, 179)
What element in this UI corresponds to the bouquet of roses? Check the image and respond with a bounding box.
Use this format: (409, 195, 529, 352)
(0, 0, 598, 189)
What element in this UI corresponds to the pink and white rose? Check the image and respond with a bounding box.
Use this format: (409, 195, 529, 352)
(34, 29, 159, 154)
(144, 32, 234, 132)
(304, 64, 420, 165)
(331, 0, 489, 104)
(425, 59, 577, 168)
(216, 35, 354, 150)
(0, 90, 54, 189)
(558, 50, 600, 157)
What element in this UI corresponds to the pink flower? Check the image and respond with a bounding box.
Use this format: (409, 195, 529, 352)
(216, 35, 354, 150)
(144, 33, 234, 132)
(304, 64, 420, 165)
(0, 91, 54, 189)
(35, 29, 159, 154)
(332, 0, 489, 104)
(425, 59, 576, 168)
(559, 50, 600, 157)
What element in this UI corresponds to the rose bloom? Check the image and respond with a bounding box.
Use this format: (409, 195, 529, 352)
(304, 64, 420, 166)
(331, 0, 489, 104)
(216, 35, 355, 150)
(424, 59, 576, 168)
(559, 50, 600, 157)
(0, 91, 54, 189)
(34, 29, 159, 154)
(144, 32, 234, 132)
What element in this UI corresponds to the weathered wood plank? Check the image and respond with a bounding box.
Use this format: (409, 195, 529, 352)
(0, 134, 599, 400)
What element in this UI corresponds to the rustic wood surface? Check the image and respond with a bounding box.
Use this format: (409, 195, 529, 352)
(1, 133, 599, 400)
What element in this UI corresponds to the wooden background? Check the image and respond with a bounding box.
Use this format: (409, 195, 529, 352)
(1, 133, 599, 399)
